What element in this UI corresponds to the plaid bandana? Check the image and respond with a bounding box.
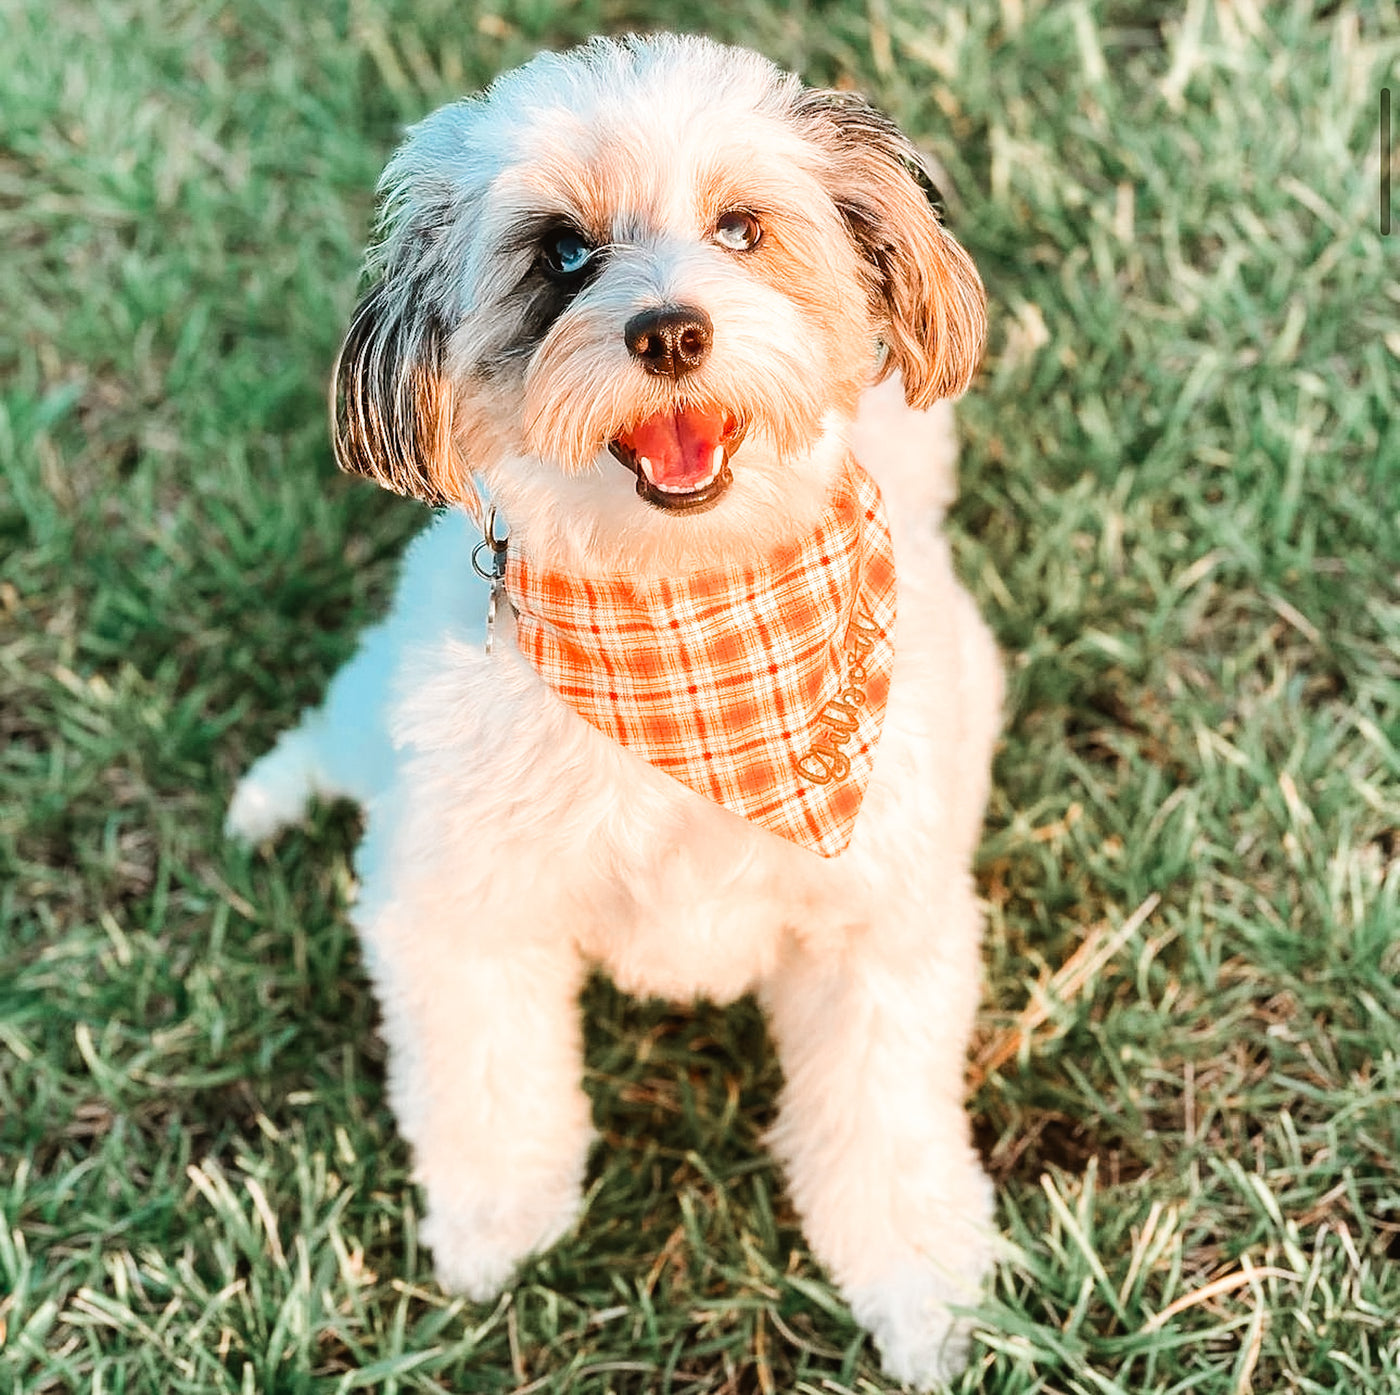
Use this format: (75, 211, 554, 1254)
(506, 459, 896, 857)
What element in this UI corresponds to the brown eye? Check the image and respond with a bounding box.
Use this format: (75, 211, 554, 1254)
(713, 211, 761, 252)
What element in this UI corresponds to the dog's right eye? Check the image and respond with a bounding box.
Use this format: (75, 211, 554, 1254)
(540, 229, 595, 278)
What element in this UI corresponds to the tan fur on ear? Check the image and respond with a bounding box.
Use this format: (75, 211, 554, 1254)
(793, 91, 987, 407)
(330, 280, 463, 507)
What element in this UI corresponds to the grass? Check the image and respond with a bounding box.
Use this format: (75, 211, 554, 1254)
(2, 0, 1397, 1390)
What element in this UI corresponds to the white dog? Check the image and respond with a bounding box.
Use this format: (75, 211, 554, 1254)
(228, 33, 1002, 1388)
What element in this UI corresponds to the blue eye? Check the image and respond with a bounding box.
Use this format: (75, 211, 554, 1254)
(542, 229, 595, 277)
(714, 211, 761, 252)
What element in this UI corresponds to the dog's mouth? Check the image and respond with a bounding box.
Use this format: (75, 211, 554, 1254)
(608, 407, 746, 514)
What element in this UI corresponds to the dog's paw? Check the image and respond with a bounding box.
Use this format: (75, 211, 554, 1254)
(421, 1217, 524, 1305)
(421, 1187, 583, 1304)
(225, 775, 292, 844)
(224, 731, 318, 843)
(845, 1245, 993, 1391)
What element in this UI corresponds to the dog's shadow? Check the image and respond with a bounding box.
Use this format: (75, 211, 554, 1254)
(576, 976, 790, 1261)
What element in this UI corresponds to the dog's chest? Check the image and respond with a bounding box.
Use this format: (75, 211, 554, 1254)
(574, 795, 863, 1005)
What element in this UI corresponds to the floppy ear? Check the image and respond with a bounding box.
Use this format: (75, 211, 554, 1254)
(330, 257, 460, 507)
(794, 91, 987, 407)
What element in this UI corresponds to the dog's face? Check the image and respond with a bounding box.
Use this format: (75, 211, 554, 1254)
(334, 35, 985, 572)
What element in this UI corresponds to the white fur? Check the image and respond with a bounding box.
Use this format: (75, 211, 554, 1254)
(230, 36, 1002, 1389)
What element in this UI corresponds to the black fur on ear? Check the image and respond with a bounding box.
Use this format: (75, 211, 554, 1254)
(792, 89, 987, 407)
(330, 258, 457, 507)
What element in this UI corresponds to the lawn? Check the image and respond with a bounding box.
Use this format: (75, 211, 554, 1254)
(2, 0, 1397, 1391)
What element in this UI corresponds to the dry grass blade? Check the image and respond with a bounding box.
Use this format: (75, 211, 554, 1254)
(1142, 1264, 1299, 1333)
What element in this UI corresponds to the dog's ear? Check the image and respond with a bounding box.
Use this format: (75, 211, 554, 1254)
(795, 91, 986, 408)
(331, 250, 462, 506)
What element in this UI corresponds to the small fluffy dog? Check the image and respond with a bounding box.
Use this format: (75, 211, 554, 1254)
(228, 33, 1001, 1388)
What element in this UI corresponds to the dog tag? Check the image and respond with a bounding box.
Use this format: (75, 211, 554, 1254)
(485, 577, 504, 654)
(471, 508, 510, 655)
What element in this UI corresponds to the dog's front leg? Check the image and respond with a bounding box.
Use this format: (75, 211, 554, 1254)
(762, 902, 993, 1390)
(355, 855, 593, 1302)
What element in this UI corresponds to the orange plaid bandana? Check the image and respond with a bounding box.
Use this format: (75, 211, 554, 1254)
(506, 459, 896, 857)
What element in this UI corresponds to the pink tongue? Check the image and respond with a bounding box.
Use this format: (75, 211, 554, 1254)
(624, 408, 725, 489)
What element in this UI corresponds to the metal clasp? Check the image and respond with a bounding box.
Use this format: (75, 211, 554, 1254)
(470, 507, 509, 654)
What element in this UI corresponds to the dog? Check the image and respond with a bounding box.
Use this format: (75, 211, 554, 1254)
(227, 33, 1002, 1388)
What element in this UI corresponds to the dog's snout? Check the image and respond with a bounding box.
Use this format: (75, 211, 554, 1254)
(624, 306, 712, 377)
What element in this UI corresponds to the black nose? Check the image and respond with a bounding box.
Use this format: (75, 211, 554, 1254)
(624, 306, 712, 377)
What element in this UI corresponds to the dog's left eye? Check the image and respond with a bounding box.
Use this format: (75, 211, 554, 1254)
(541, 229, 596, 277)
(713, 211, 762, 252)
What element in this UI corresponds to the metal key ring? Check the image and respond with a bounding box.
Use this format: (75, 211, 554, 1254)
(471, 538, 500, 582)
(471, 507, 509, 581)
(484, 506, 508, 548)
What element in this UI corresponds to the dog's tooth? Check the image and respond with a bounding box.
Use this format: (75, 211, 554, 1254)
(711, 445, 725, 476)
(638, 456, 655, 481)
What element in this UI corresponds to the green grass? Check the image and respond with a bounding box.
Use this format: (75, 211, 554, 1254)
(2, 0, 1398, 1390)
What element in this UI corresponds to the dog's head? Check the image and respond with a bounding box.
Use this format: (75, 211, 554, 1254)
(333, 34, 985, 572)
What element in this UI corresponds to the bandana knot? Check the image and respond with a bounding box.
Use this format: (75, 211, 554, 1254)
(505, 459, 896, 857)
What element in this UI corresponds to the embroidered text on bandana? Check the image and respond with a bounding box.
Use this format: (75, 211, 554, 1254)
(506, 460, 896, 857)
